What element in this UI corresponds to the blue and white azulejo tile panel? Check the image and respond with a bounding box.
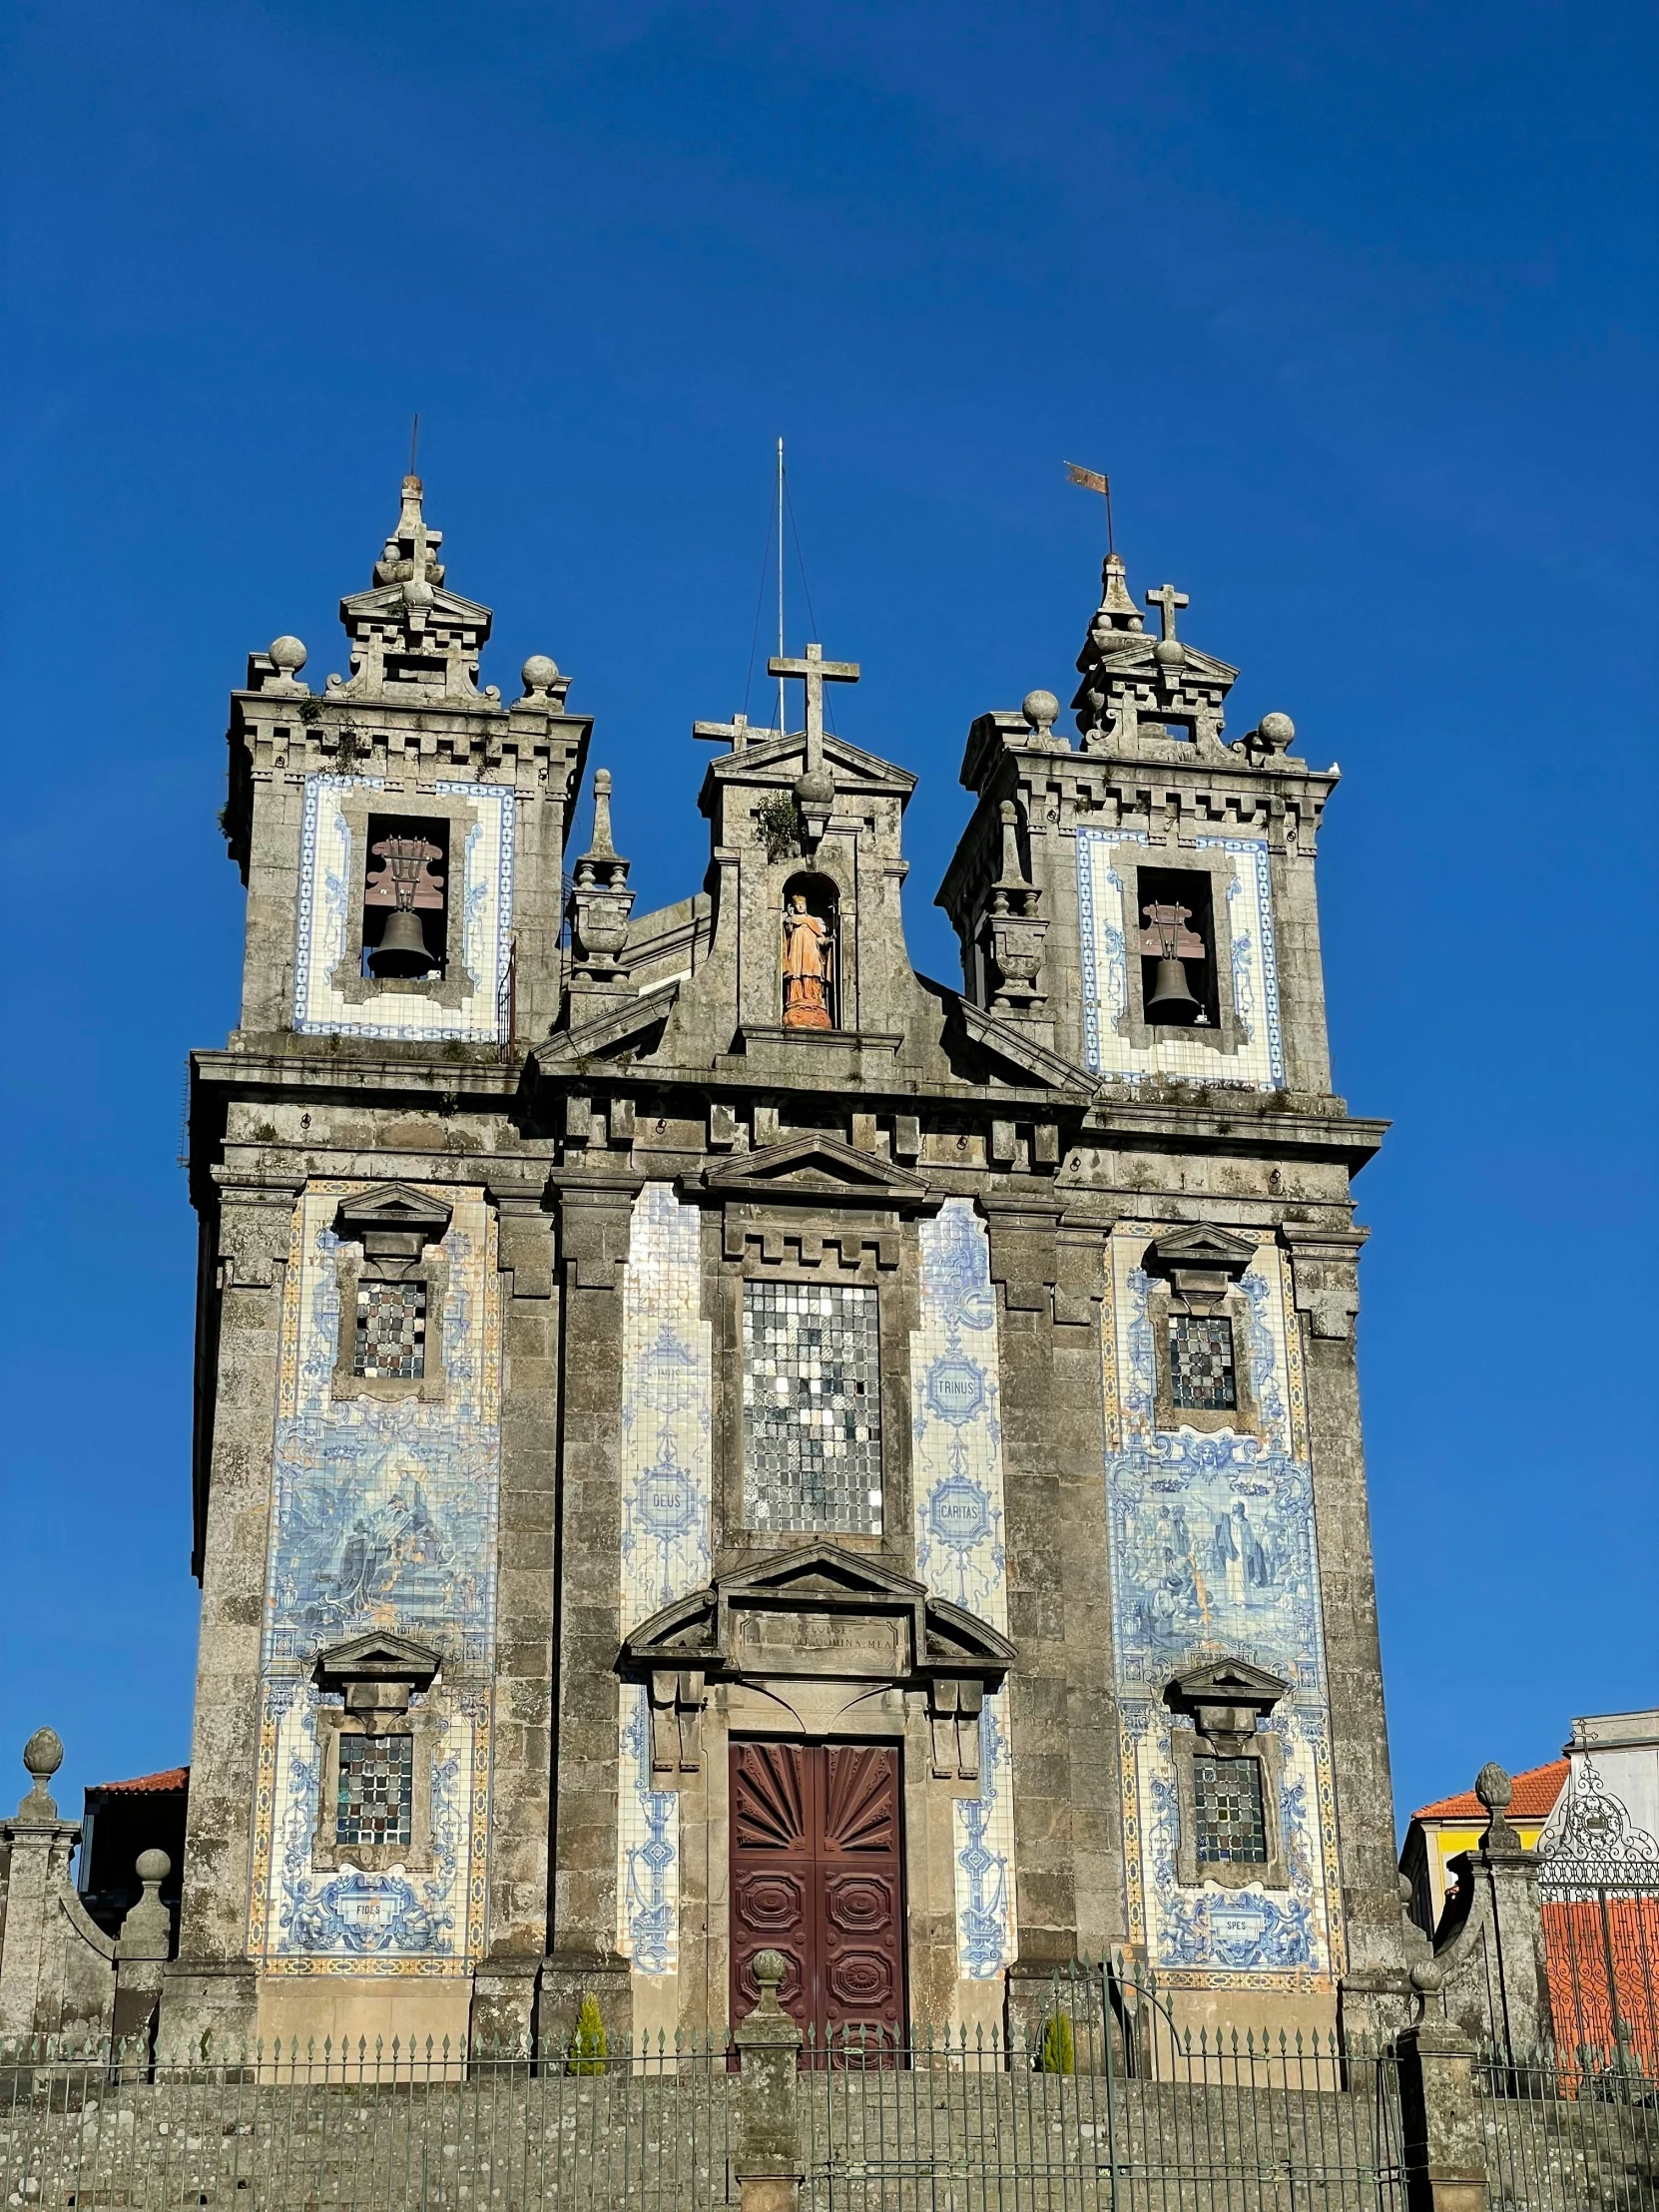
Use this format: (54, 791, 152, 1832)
(249, 1184, 501, 1974)
(1075, 830, 1284, 1088)
(1101, 1228, 1344, 1989)
(292, 775, 515, 1042)
(910, 1200, 1018, 1981)
(615, 1184, 713, 1978)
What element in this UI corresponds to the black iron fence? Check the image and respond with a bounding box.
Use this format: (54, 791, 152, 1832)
(3, 1959, 1657, 2209)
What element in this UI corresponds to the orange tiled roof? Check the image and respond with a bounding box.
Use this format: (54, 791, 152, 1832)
(1412, 1760, 1567, 1826)
(89, 1767, 190, 1797)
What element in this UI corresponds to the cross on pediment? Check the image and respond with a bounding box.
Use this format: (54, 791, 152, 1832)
(1145, 583, 1189, 642)
(766, 641, 859, 776)
(691, 712, 782, 756)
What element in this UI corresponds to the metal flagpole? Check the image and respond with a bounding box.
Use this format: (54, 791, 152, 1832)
(777, 437, 786, 733)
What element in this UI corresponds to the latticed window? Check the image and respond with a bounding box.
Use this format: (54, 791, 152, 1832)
(353, 1281, 426, 1380)
(742, 1281, 882, 1535)
(1192, 1755, 1268, 1865)
(335, 1734, 414, 1848)
(1169, 1313, 1237, 1411)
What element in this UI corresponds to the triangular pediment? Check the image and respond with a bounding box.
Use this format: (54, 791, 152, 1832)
(1166, 1655, 1289, 1711)
(334, 1183, 452, 1240)
(339, 582, 493, 629)
(1147, 1224, 1259, 1272)
(313, 1631, 442, 1688)
(700, 1133, 930, 1209)
(618, 1542, 1015, 1679)
(720, 1541, 925, 1608)
(708, 731, 917, 799)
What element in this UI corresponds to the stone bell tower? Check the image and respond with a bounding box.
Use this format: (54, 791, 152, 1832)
(168, 475, 591, 2058)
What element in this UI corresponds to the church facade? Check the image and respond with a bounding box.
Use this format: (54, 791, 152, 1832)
(164, 476, 1407, 2060)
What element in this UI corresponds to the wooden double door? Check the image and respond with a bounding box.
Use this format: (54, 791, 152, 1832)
(730, 1740, 905, 2045)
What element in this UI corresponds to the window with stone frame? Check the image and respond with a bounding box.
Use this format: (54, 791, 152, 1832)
(1191, 1753, 1269, 1866)
(353, 1279, 427, 1380)
(1168, 1312, 1238, 1412)
(335, 1732, 415, 1849)
(742, 1280, 882, 1535)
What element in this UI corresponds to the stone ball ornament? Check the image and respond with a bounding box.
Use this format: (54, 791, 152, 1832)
(1021, 689, 1060, 735)
(269, 636, 307, 673)
(1258, 711, 1296, 752)
(136, 1848, 172, 1887)
(521, 654, 560, 695)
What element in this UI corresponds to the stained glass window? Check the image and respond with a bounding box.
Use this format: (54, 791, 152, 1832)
(335, 1733, 414, 1849)
(1169, 1313, 1237, 1411)
(742, 1281, 882, 1535)
(1192, 1755, 1268, 1865)
(354, 1281, 426, 1380)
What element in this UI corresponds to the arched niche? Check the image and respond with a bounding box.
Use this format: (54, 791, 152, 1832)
(780, 870, 840, 1030)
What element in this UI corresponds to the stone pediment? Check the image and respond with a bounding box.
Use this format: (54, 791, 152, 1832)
(954, 999, 1095, 1095)
(533, 980, 682, 1070)
(696, 1134, 932, 1212)
(334, 1184, 452, 1238)
(1164, 1655, 1288, 1718)
(339, 580, 493, 631)
(618, 1541, 1014, 1687)
(313, 1631, 442, 1692)
(1147, 1224, 1259, 1273)
(705, 730, 918, 799)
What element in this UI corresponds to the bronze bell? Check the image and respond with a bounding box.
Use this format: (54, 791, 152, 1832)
(369, 907, 436, 978)
(1146, 954, 1202, 1024)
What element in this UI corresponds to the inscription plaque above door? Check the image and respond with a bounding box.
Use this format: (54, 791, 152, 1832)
(730, 1740, 904, 2047)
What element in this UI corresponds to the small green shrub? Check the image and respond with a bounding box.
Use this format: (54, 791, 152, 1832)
(757, 792, 804, 861)
(567, 1992, 608, 2075)
(1037, 2011, 1075, 2075)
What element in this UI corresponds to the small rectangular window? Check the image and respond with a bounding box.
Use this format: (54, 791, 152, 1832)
(742, 1281, 882, 1535)
(1193, 1755, 1268, 1866)
(335, 1734, 414, 1848)
(1169, 1313, 1237, 1411)
(354, 1281, 426, 1380)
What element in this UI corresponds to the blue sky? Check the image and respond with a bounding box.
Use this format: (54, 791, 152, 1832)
(1, 0, 1653, 1839)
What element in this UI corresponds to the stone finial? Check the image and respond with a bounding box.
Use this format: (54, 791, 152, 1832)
(1476, 1761, 1522, 1854)
(980, 801, 1047, 1018)
(18, 1727, 63, 1819)
(1258, 711, 1295, 752)
(1475, 1763, 1513, 1814)
(269, 635, 306, 676)
(521, 654, 560, 699)
(749, 1949, 789, 2014)
(1021, 689, 1060, 743)
(117, 1851, 174, 1961)
(567, 769, 635, 994)
(1097, 552, 1141, 625)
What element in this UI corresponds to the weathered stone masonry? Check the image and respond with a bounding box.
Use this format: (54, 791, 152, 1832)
(159, 479, 1409, 2061)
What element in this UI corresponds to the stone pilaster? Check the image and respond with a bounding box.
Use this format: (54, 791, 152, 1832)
(1281, 1222, 1405, 2011)
(540, 1162, 645, 2053)
(471, 1183, 560, 2052)
(983, 1199, 1117, 2011)
(161, 1174, 299, 2059)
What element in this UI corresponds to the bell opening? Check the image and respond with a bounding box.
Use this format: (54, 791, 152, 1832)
(1137, 866, 1218, 1029)
(363, 814, 448, 981)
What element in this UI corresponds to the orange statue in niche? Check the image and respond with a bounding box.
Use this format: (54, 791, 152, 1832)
(782, 893, 834, 1029)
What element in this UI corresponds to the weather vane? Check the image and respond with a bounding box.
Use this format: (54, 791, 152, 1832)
(1064, 460, 1114, 555)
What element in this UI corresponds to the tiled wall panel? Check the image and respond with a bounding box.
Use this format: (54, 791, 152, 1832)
(1102, 1229, 1344, 1991)
(248, 1185, 500, 1977)
(615, 1185, 713, 1976)
(911, 1201, 1018, 1980)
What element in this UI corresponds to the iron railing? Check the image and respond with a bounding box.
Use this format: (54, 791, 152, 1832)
(1475, 2038, 1659, 2211)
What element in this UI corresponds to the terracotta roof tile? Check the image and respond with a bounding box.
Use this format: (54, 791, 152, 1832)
(89, 1767, 190, 1797)
(1412, 1760, 1567, 1826)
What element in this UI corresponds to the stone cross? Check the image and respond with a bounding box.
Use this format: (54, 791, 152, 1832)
(766, 642, 859, 776)
(692, 712, 780, 755)
(1145, 584, 1189, 641)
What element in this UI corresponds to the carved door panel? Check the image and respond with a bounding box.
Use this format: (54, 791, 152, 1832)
(731, 1740, 905, 2047)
